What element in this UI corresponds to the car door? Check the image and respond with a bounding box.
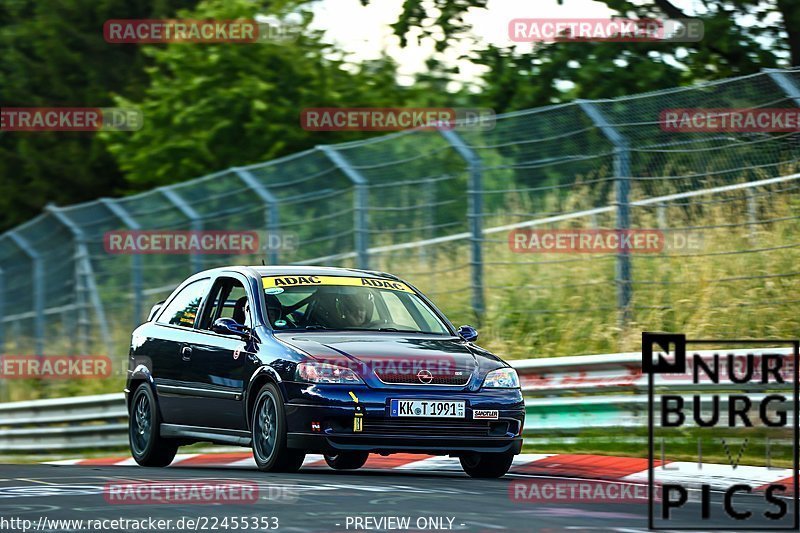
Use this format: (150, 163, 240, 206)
(150, 277, 211, 426)
(182, 274, 257, 430)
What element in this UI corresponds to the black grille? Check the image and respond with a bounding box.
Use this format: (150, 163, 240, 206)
(360, 418, 491, 437)
(374, 371, 470, 386)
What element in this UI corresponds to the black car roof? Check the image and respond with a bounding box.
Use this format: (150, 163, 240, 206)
(200, 265, 401, 281)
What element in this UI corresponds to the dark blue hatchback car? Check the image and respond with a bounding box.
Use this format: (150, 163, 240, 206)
(125, 266, 524, 478)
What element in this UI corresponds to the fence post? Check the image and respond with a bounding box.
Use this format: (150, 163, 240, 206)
(7, 232, 45, 356)
(46, 205, 114, 357)
(423, 177, 439, 246)
(439, 129, 485, 319)
(232, 167, 281, 265)
(746, 188, 758, 242)
(160, 187, 203, 274)
(319, 146, 370, 270)
(764, 69, 800, 107)
(578, 100, 632, 326)
(100, 198, 144, 328)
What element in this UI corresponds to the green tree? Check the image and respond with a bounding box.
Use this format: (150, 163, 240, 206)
(0, 0, 200, 230)
(103, 0, 428, 189)
(369, 0, 797, 112)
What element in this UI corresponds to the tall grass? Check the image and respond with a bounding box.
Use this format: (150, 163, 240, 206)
(3, 173, 799, 401)
(387, 173, 800, 360)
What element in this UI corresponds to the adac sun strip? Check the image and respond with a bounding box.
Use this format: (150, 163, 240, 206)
(262, 275, 414, 293)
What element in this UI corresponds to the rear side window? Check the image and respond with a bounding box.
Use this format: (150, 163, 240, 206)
(157, 278, 210, 328)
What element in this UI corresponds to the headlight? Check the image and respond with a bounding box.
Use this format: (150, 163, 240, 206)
(296, 361, 363, 384)
(482, 367, 520, 388)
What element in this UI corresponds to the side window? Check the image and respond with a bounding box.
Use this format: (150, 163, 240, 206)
(200, 277, 252, 330)
(199, 280, 228, 330)
(157, 279, 210, 328)
(220, 285, 249, 324)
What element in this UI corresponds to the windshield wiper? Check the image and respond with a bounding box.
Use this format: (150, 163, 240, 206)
(378, 327, 442, 334)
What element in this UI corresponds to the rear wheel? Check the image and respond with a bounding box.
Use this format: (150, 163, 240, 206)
(324, 451, 369, 470)
(459, 452, 514, 478)
(251, 383, 305, 472)
(129, 384, 178, 467)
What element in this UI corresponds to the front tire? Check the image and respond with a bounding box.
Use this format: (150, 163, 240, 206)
(129, 384, 178, 467)
(460, 452, 514, 478)
(251, 383, 305, 472)
(324, 451, 369, 470)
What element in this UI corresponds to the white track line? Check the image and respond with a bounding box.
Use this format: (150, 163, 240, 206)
(624, 462, 794, 490)
(42, 459, 84, 466)
(394, 456, 462, 471)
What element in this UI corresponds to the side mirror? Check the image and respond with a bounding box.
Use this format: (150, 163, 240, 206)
(457, 325, 478, 342)
(212, 317, 251, 339)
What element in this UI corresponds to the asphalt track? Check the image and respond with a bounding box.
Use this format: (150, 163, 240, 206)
(0, 462, 793, 532)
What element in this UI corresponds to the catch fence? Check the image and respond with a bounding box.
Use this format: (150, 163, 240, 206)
(0, 67, 799, 369)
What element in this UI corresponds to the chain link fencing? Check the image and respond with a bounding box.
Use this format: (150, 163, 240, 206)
(1, 67, 799, 378)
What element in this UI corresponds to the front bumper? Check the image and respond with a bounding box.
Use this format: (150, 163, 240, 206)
(282, 382, 525, 455)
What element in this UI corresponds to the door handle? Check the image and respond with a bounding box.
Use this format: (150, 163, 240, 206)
(181, 346, 192, 361)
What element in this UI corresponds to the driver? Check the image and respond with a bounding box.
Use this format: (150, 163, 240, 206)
(307, 287, 376, 329)
(335, 290, 375, 327)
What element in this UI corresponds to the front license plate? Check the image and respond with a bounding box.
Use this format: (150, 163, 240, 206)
(390, 399, 465, 418)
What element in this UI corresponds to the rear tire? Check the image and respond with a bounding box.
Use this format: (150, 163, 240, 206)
(459, 452, 514, 478)
(251, 383, 305, 472)
(324, 451, 369, 470)
(129, 384, 178, 467)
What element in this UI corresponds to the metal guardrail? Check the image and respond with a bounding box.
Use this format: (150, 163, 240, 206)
(0, 393, 127, 451)
(0, 347, 794, 451)
(520, 347, 795, 432)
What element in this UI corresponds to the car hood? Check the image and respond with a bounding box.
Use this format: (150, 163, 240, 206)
(274, 332, 504, 389)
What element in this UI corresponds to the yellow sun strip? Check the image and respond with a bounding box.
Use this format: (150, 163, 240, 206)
(262, 275, 414, 293)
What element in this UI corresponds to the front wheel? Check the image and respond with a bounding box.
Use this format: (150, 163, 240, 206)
(129, 384, 178, 467)
(324, 451, 369, 470)
(251, 383, 305, 472)
(459, 452, 514, 478)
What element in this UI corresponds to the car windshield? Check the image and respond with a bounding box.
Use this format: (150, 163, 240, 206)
(262, 275, 450, 334)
